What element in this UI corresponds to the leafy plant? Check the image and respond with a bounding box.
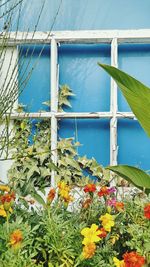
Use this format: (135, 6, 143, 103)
(8, 85, 105, 198)
(0, 181, 149, 266)
(99, 63, 150, 192)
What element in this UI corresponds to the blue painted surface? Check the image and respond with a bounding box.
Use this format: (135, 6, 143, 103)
(59, 119, 110, 166)
(118, 119, 150, 170)
(59, 44, 110, 112)
(15, 0, 150, 168)
(118, 44, 150, 112)
(7, 0, 150, 31)
(18, 45, 50, 112)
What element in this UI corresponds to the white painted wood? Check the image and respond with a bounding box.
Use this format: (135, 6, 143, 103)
(7, 111, 135, 119)
(0, 47, 18, 182)
(51, 38, 58, 187)
(2, 29, 150, 44)
(110, 38, 118, 167)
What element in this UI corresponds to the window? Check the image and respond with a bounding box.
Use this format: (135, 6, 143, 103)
(1, 29, 150, 184)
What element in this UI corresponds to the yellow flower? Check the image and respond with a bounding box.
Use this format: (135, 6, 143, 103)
(0, 205, 12, 217)
(0, 205, 7, 217)
(113, 257, 125, 267)
(58, 181, 73, 203)
(0, 184, 10, 192)
(82, 243, 96, 259)
(99, 213, 114, 232)
(81, 224, 101, 245)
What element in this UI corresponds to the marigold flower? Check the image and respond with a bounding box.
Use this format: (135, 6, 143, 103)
(144, 203, 150, 219)
(58, 181, 73, 203)
(115, 202, 124, 212)
(0, 192, 15, 204)
(113, 257, 125, 267)
(98, 186, 109, 197)
(0, 205, 7, 217)
(82, 198, 92, 209)
(0, 184, 10, 192)
(97, 227, 107, 238)
(81, 224, 101, 245)
(82, 243, 96, 259)
(9, 229, 23, 249)
(47, 188, 56, 203)
(123, 251, 145, 267)
(99, 213, 114, 232)
(84, 184, 96, 193)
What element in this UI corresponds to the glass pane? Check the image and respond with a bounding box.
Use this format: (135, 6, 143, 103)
(118, 44, 150, 111)
(59, 119, 110, 166)
(18, 45, 50, 112)
(59, 44, 111, 112)
(118, 119, 150, 170)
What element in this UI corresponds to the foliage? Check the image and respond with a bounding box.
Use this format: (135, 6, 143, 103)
(0, 182, 149, 266)
(7, 84, 105, 198)
(99, 63, 150, 191)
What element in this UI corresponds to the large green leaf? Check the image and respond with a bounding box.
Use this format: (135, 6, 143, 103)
(106, 165, 150, 192)
(98, 63, 150, 137)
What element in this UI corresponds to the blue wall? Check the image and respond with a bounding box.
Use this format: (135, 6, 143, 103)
(10, 0, 150, 31)
(16, 0, 150, 169)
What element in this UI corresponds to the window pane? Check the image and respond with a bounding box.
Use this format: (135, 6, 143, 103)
(118, 119, 150, 170)
(59, 44, 111, 112)
(118, 44, 150, 111)
(59, 119, 110, 166)
(18, 45, 50, 112)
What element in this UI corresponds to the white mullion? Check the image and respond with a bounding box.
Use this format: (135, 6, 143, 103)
(110, 38, 118, 166)
(51, 38, 58, 187)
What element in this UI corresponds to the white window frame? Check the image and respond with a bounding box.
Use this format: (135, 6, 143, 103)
(2, 29, 150, 186)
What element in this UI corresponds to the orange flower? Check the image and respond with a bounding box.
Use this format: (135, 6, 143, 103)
(47, 188, 56, 203)
(123, 251, 145, 267)
(82, 243, 96, 259)
(144, 203, 150, 219)
(82, 198, 92, 209)
(97, 227, 107, 238)
(0, 192, 15, 211)
(9, 229, 23, 249)
(84, 184, 96, 193)
(98, 186, 109, 197)
(115, 202, 124, 212)
(0, 192, 15, 204)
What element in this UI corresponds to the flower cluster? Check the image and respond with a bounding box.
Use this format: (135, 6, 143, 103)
(144, 203, 150, 219)
(98, 186, 116, 197)
(9, 229, 23, 250)
(0, 184, 10, 192)
(84, 184, 96, 193)
(47, 188, 56, 204)
(114, 251, 145, 267)
(81, 212, 115, 259)
(58, 181, 73, 204)
(81, 224, 101, 259)
(107, 198, 124, 212)
(0, 192, 15, 217)
(99, 213, 115, 232)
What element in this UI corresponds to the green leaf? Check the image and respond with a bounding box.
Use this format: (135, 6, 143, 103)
(98, 63, 150, 137)
(31, 192, 45, 206)
(106, 165, 150, 192)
